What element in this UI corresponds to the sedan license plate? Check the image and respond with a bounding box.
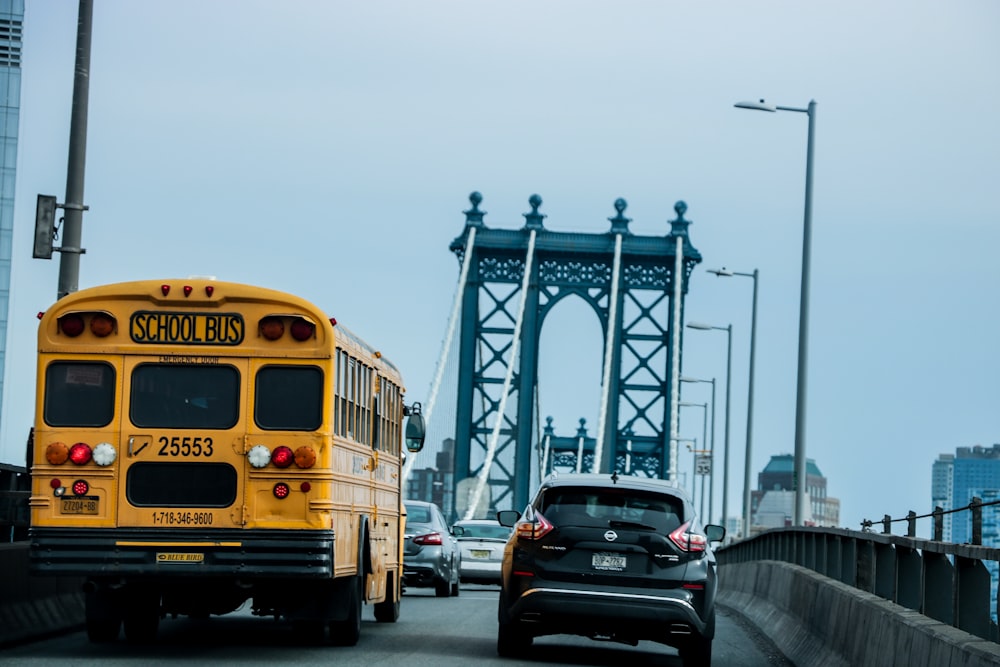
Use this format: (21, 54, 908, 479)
(592, 552, 626, 571)
(61, 496, 98, 515)
(471, 549, 490, 559)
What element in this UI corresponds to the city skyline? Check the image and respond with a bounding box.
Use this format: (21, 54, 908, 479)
(2, 2, 998, 538)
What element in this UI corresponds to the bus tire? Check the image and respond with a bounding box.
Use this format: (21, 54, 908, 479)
(85, 588, 121, 643)
(329, 574, 362, 646)
(373, 570, 400, 623)
(123, 587, 160, 644)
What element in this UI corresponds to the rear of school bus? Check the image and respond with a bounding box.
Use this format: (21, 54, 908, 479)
(27, 278, 424, 644)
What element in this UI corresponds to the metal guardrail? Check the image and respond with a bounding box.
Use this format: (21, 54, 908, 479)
(0, 463, 30, 543)
(716, 500, 1000, 643)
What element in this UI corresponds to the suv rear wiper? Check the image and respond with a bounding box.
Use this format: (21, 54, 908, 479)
(608, 519, 655, 531)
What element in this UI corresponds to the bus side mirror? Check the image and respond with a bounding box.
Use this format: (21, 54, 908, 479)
(404, 403, 425, 453)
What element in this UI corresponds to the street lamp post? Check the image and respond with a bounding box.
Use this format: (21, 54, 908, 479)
(679, 401, 708, 517)
(680, 377, 716, 521)
(708, 267, 758, 537)
(685, 322, 732, 527)
(735, 98, 816, 525)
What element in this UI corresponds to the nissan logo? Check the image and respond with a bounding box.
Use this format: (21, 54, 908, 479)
(604, 530, 618, 542)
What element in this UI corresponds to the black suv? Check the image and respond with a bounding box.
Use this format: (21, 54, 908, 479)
(496, 473, 725, 666)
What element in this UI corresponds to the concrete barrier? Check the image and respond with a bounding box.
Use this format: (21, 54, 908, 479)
(718, 560, 1000, 667)
(0, 542, 84, 647)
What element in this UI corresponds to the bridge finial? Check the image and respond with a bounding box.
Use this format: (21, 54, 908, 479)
(463, 191, 486, 227)
(608, 198, 631, 234)
(576, 418, 588, 437)
(544, 416, 554, 436)
(668, 200, 693, 239)
(523, 194, 546, 230)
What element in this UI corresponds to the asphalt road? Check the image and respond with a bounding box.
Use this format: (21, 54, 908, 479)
(1, 584, 792, 666)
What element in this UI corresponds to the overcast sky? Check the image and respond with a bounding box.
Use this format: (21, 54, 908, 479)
(5, 1, 999, 536)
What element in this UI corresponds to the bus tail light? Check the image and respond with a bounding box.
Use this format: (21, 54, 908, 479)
(294, 446, 316, 469)
(59, 314, 85, 337)
(45, 442, 69, 465)
(260, 317, 284, 340)
(247, 445, 271, 468)
(290, 318, 315, 341)
(72, 479, 90, 496)
(68, 443, 93, 465)
(90, 313, 116, 337)
(92, 442, 117, 466)
(273, 482, 290, 499)
(271, 446, 294, 468)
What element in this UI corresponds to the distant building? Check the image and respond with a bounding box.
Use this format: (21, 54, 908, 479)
(405, 438, 455, 519)
(931, 444, 1000, 620)
(749, 454, 840, 534)
(0, 1, 23, 446)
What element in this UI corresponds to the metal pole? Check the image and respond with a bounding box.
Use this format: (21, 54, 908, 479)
(709, 379, 716, 523)
(722, 325, 732, 528)
(793, 101, 816, 526)
(57, 0, 94, 300)
(743, 269, 759, 536)
(700, 404, 707, 518)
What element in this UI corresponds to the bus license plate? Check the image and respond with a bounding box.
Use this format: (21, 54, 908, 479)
(592, 553, 626, 571)
(61, 497, 99, 515)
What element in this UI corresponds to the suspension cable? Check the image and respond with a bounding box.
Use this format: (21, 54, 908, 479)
(464, 229, 537, 520)
(403, 226, 477, 482)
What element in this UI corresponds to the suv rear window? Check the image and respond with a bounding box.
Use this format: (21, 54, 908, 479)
(540, 487, 683, 532)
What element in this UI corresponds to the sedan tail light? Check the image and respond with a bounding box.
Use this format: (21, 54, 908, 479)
(668, 520, 708, 552)
(413, 532, 443, 546)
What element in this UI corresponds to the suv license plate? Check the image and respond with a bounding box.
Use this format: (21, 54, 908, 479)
(592, 553, 626, 571)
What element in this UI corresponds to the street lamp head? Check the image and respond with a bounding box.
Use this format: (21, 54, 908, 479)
(707, 268, 734, 277)
(680, 376, 712, 384)
(735, 99, 776, 112)
(687, 321, 713, 331)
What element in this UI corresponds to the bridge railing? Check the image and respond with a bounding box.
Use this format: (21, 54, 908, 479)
(716, 499, 1000, 643)
(0, 463, 29, 543)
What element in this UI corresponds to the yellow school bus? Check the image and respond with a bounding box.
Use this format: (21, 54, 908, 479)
(27, 278, 425, 644)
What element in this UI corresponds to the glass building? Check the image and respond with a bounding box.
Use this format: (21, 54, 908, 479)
(932, 444, 1000, 622)
(0, 0, 23, 441)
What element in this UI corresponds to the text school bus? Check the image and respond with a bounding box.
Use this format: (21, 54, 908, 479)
(27, 279, 426, 644)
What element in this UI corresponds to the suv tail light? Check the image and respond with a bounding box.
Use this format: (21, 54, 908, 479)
(413, 532, 443, 546)
(514, 509, 554, 540)
(668, 520, 708, 552)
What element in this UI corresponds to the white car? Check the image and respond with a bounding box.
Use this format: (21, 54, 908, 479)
(452, 519, 512, 584)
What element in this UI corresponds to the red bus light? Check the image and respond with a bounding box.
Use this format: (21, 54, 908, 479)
(260, 317, 284, 340)
(271, 446, 294, 468)
(290, 319, 315, 341)
(273, 482, 290, 499)
(59, 314, 85, 337)
(72, 480, 89, 496)
(68, 443, 92, 465)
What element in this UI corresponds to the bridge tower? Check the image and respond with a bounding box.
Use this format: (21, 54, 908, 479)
(450, 192, 701, 515)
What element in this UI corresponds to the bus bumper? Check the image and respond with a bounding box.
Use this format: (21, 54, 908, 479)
(29, 527, 335, 579)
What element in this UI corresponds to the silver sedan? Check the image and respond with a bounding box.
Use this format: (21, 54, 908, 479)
(452, 519, 511, 585)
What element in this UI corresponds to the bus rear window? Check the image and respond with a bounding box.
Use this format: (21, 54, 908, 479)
(255, 365, 323, 430)
(126, 462, 237, 507)
(131, 364, 240, 429)
(44, 362, 116, 427)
